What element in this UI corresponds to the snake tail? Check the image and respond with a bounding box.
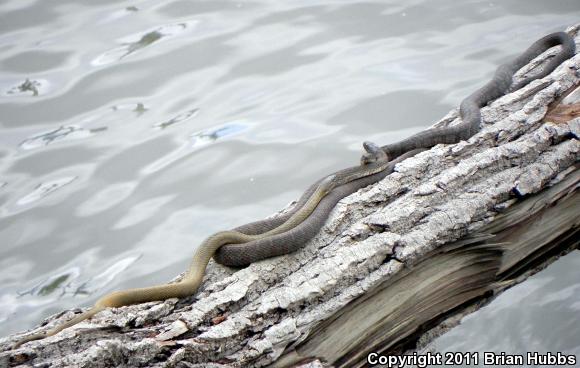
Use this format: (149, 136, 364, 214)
(12, 306, 106, 349)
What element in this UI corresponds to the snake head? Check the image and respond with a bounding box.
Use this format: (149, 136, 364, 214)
(360, 141, 389, 165)
(319, 174, 337, 195)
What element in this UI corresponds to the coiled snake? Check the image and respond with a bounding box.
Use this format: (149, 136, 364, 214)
(12, 31, 575, 348)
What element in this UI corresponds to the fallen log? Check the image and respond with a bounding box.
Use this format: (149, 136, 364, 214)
(1, 24, 579, 368)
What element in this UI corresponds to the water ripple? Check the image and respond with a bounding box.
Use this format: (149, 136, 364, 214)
(18, 268, 81, 298)
(19, 125, 107, 150)
(75, 254, 141, 296)
(75, 181, 138, 217)
(92, 21, 198, 66)
(154, 108, 198, 129)
(16, 176, 77, 206)
(113, 194, 176, 229)
(142, 121, 250, 175)
(190, 122, 247, 146)
(3, 78, 49, 97)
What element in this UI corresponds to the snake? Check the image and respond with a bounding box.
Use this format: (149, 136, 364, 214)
(11, 142, 399, 348)
(363, 31, 576, 162)
(214, 147, 425, 266)
(215, 31, 576, 266)
(12, 31, 575, 349)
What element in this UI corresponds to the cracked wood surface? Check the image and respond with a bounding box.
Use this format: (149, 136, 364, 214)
(1, 24, 580, 368)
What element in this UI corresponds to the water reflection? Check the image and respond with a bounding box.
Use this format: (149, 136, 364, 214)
(154, 108, 198, 129)
(92, 22, 197, 66)
(75, 255, 141, 296)
(16, 176, 77, 206)
(13, 254, 140, 307)
(190, 122, 247, 144)
(113, 195, 175, 229)
(76, 181, 138, 217)
(4, 78, 47, 97)
(142, 121, 249, 175)
(18, 269, 80, 298)
(19, 125, 107, 150)
(111, 102, 148, 116)
(6, 78, 40, 96)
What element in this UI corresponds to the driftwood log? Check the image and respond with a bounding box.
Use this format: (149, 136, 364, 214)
(2, 24, 580, 368)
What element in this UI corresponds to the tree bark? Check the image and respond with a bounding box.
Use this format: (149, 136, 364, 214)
(1, 24, 579, 368)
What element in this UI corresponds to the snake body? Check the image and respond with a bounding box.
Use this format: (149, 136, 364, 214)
(375, 31, 575, 161)
(214, 148, 425, 266)
(12, 31, 575, 348)
(12, 142, 394, 348)
(216, 31, 576, 266)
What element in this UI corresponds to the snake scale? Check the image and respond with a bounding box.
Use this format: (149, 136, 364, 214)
(12, 31, 575, 348)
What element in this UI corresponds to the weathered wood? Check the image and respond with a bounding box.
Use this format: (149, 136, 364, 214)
(1, 24, 579, 368)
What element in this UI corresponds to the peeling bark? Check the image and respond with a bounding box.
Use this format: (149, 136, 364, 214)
(1, 25, 579, 368)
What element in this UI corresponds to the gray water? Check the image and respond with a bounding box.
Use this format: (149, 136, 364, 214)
(0, 0, 578, 360)
(435, 252, 580, 367)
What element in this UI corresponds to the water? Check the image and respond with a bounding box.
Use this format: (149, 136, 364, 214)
(435, 252, 580, 366)
(0, 0, 578, 358)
